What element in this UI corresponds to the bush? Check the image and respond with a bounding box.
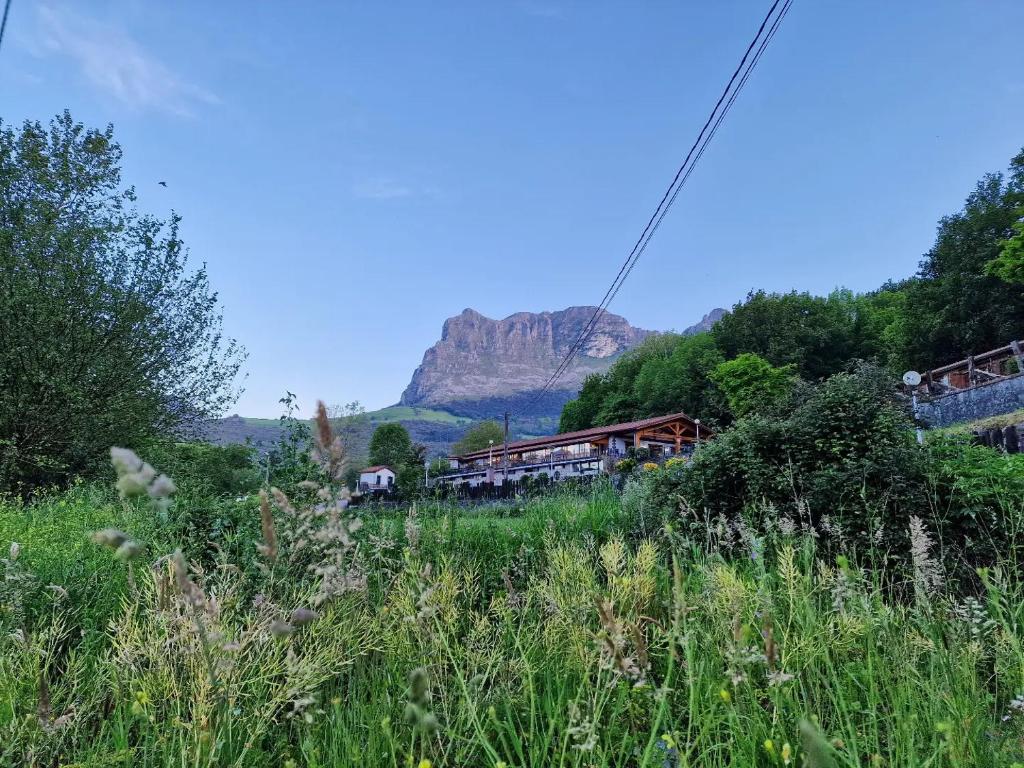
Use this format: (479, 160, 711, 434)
(676, 364, 928, 560)
(143, 441, 260, 498)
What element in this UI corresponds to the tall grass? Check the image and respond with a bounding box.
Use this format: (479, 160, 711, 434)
(3, 467, 1024, 765)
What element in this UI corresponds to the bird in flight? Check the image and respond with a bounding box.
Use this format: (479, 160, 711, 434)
(158, 181, 167, 187)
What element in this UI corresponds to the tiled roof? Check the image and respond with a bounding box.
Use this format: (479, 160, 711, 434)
(454, 412, 705, 460)
(360, 465, 393, 473)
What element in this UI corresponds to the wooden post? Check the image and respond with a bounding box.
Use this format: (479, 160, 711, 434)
(502, 411, 510, 486)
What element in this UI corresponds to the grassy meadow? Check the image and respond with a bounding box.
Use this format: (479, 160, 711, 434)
(4, 466, 1024, 767)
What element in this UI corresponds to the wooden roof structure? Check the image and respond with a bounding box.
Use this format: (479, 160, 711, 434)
(454, 412, 709, 461)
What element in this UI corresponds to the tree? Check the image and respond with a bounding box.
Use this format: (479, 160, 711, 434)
(559, 374, 608, 432)
(0, 113, 244, 491)
(452, 420, 505, 455)
(368, 423, 413, 469)
(711, 290, 858, 380)
(901, 149, 1024, 366)
(986, 219, 1024, 285)
(709, 353, 796, 418)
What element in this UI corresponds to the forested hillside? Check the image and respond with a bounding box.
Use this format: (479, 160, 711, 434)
(561, 148, 1024, 432)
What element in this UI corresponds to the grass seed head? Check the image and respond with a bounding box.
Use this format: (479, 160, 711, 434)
(91, 528, 130, 549)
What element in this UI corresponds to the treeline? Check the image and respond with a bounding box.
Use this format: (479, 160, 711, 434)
(561, 148, 1024, 432)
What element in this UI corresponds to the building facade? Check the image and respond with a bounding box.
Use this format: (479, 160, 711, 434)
(358, 465, 395, 494)
(436, 412, 706, 491)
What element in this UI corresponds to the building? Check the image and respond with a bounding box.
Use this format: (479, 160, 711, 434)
(436, 412, 707, 491)
(358, 465, 396, 494)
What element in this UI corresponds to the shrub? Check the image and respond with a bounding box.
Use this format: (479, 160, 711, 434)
(143, 441, 260, 498)
(677, 364, 928, 560)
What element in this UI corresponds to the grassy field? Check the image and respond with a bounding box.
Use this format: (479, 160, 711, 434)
(3, 475, 1024, 767)
(235, 406, 473, 430)
(361, 406, 474, 426)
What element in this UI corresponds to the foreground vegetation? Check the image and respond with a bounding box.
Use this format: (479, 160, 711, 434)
(4, 410, 1024, 766)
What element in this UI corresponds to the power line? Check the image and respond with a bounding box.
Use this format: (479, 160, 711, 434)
(518, 0, 792, 417)
(525, 0, 790, 414)
(0, 0, 13, 55)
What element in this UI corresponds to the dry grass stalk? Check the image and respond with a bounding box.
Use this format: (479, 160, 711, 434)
(258, 489, 278, 561)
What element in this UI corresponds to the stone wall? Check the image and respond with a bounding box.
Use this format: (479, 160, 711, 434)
(917, 373, 1024, 428)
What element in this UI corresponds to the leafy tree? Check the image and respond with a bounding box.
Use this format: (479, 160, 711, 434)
(986, 219, 1024, 284)
(712, 290, 858, 380)
(427, 456, 453, 478)
(452, 420, 504, 455)
(368, 422, 413, 469)
(0, 112, 244, 491)
(144, 441, 260, 498)
(559, 373, 608, 432)
(901, 149, 1024, 366)
(850, 284, 915, 371)
(709, 353, 796, 418)
(561, 334, 728, 432)
(395, 463, 424, 501)
(632, 332, 726, 422)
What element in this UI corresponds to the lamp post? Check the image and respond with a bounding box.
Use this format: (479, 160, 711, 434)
(488, 439, 494, 465)
(695, 419, 701, 445)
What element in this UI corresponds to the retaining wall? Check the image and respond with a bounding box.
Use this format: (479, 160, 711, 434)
(917, 373, 1024, 428)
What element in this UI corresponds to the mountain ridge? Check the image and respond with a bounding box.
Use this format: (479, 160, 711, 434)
(400, 306, 652, 415)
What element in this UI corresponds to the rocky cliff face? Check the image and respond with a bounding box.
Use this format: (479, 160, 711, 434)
(682, 308, 728, 335)
(400, 307, 652, 416)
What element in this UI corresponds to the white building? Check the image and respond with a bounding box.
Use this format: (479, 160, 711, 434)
(358, 465, 395, 494)
(436, 412, 708, 491)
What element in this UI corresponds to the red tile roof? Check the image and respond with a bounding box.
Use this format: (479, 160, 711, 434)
(360, 465, 393, 473)
(454, 412, 707, 460)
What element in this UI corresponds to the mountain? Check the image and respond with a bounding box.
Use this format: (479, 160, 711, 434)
(400, 306, 652, 424)
(682, 308, 728, 336)
(204, 305, 728, 456)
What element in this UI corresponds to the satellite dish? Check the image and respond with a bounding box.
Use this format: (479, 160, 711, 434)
(902, 370, 922, 387)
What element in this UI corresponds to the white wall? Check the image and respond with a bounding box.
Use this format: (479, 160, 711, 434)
(360, 469, 395, 485)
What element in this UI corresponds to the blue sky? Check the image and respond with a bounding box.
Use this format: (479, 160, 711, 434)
(4, 1, 1024, 417)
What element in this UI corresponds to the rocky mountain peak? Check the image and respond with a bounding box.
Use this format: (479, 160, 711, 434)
(400, 306, 651, 415)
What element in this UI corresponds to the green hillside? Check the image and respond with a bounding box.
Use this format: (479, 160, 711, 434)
(360, 405, 473, 426)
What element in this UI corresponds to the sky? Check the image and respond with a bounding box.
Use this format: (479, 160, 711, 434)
(4, 1, 1024, 417)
